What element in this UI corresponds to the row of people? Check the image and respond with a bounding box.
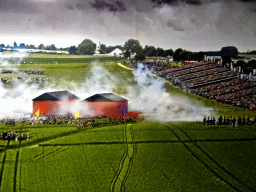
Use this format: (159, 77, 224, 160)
(77, 119, 96, 128)
(0, 77, 51, 83)
(1, 130, 30, 140)
(109, 116, 139, 124)
(203, 116, 256, 126)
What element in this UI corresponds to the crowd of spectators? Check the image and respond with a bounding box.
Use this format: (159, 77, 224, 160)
(215, 87, 256, 109)
(170, 64, 219, 77)
(191, 79, 256, 98)
(184, 71, 237, 87)
(177, 67, 230, 81)
(130, 60, 256, 110)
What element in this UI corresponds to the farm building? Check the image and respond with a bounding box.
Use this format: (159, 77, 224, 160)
(108, 48, 124, 57)
(33, 90, 80, 116)
(82, 93, 139, 118)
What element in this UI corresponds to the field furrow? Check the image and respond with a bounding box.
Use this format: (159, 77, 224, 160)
(110, 124, 137, 192)
(0, 150, 17, 192)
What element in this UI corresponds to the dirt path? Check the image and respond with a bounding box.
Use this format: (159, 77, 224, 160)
(117, 63, 134, 71)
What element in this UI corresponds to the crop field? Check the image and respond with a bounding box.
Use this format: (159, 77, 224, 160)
(238, 54, 256, 59)
(0, 53, 256, 191)
(0, 122, 255, 192)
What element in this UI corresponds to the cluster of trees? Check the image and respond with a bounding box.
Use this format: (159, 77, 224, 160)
(68, 38, 174, 60)
(2, 40, 251, 68)
(0, 42, 58, 50)
(172, 46, 240, 63)
(172, 48, 205, 62)
(234, 60, 256, 74)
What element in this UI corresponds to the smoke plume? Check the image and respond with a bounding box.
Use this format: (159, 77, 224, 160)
(126, 63, 215, 121)
(0, 52, 28, 66)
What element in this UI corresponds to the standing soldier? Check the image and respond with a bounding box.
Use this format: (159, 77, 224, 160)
(203, 116, 206, 124)
(26, 132, 30, 140)
(247, 116, 251, 125)
(243, 116, 246, 126)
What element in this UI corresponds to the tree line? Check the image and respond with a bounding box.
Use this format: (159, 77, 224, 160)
(0, 42, 58, 50)
(0, 39, 249, 64)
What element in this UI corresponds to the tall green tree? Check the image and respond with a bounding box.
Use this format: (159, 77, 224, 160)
(222, 56, 231, 65)
(247, 60, 256, 69)
(99, 43, 107, 54)
(163, 49, 174, 57)
(69, 46, 77, 55)
(234, 60, 246, 68)
(124, 39, 142, 54)
(124, 50, 131, 58)
(49, 44, 57, 50)
(156, 47, 165, 57)
(78, 39, 96, 55)
(194, 51, 205, 61)
(134, 53, 145, 61)
(144, 45, 157, 57)
(19, 43, 26, 48)
(106, 46, 115, 53)
(38, 44, 45, 50)
(26, 44, 36, 49)
(178, 51, 195, 61)
(173, 48, 183, 62)
(220, 46, 238, 58)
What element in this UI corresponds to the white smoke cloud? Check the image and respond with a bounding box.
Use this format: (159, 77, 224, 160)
(0, 81, 39, 119)
(0, 58, 215, 121)
(0, 52, 28, 66)
(126, 63, 215, 121)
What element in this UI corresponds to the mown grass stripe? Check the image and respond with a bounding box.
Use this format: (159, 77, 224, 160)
(164, 123, 255, 192)
(0, 150, 17, 192)
(13, 150, 19, 192)
(174, 123, 256, 191)
(37, 137, 256, 147)
(0, 152, 6, 188)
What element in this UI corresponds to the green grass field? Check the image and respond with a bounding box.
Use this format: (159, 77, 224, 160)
(238, 54, 256, 59)
(0, 53, 256, 191)
(0, 122, 255, 192)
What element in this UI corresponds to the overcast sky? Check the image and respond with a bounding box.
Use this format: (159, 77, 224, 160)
(0, 0, 255, 52)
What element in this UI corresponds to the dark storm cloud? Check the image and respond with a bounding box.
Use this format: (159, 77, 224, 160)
(240, 0, 256, 2)
(151, 0, 256, 5)
(151, 0, 202, 6)
(0, 0, 38, 13)
(0, 0, 255, 51)
(66, 3, 84, 10)
(167, 20, 184, 31)
(89, 0, 126, 12)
